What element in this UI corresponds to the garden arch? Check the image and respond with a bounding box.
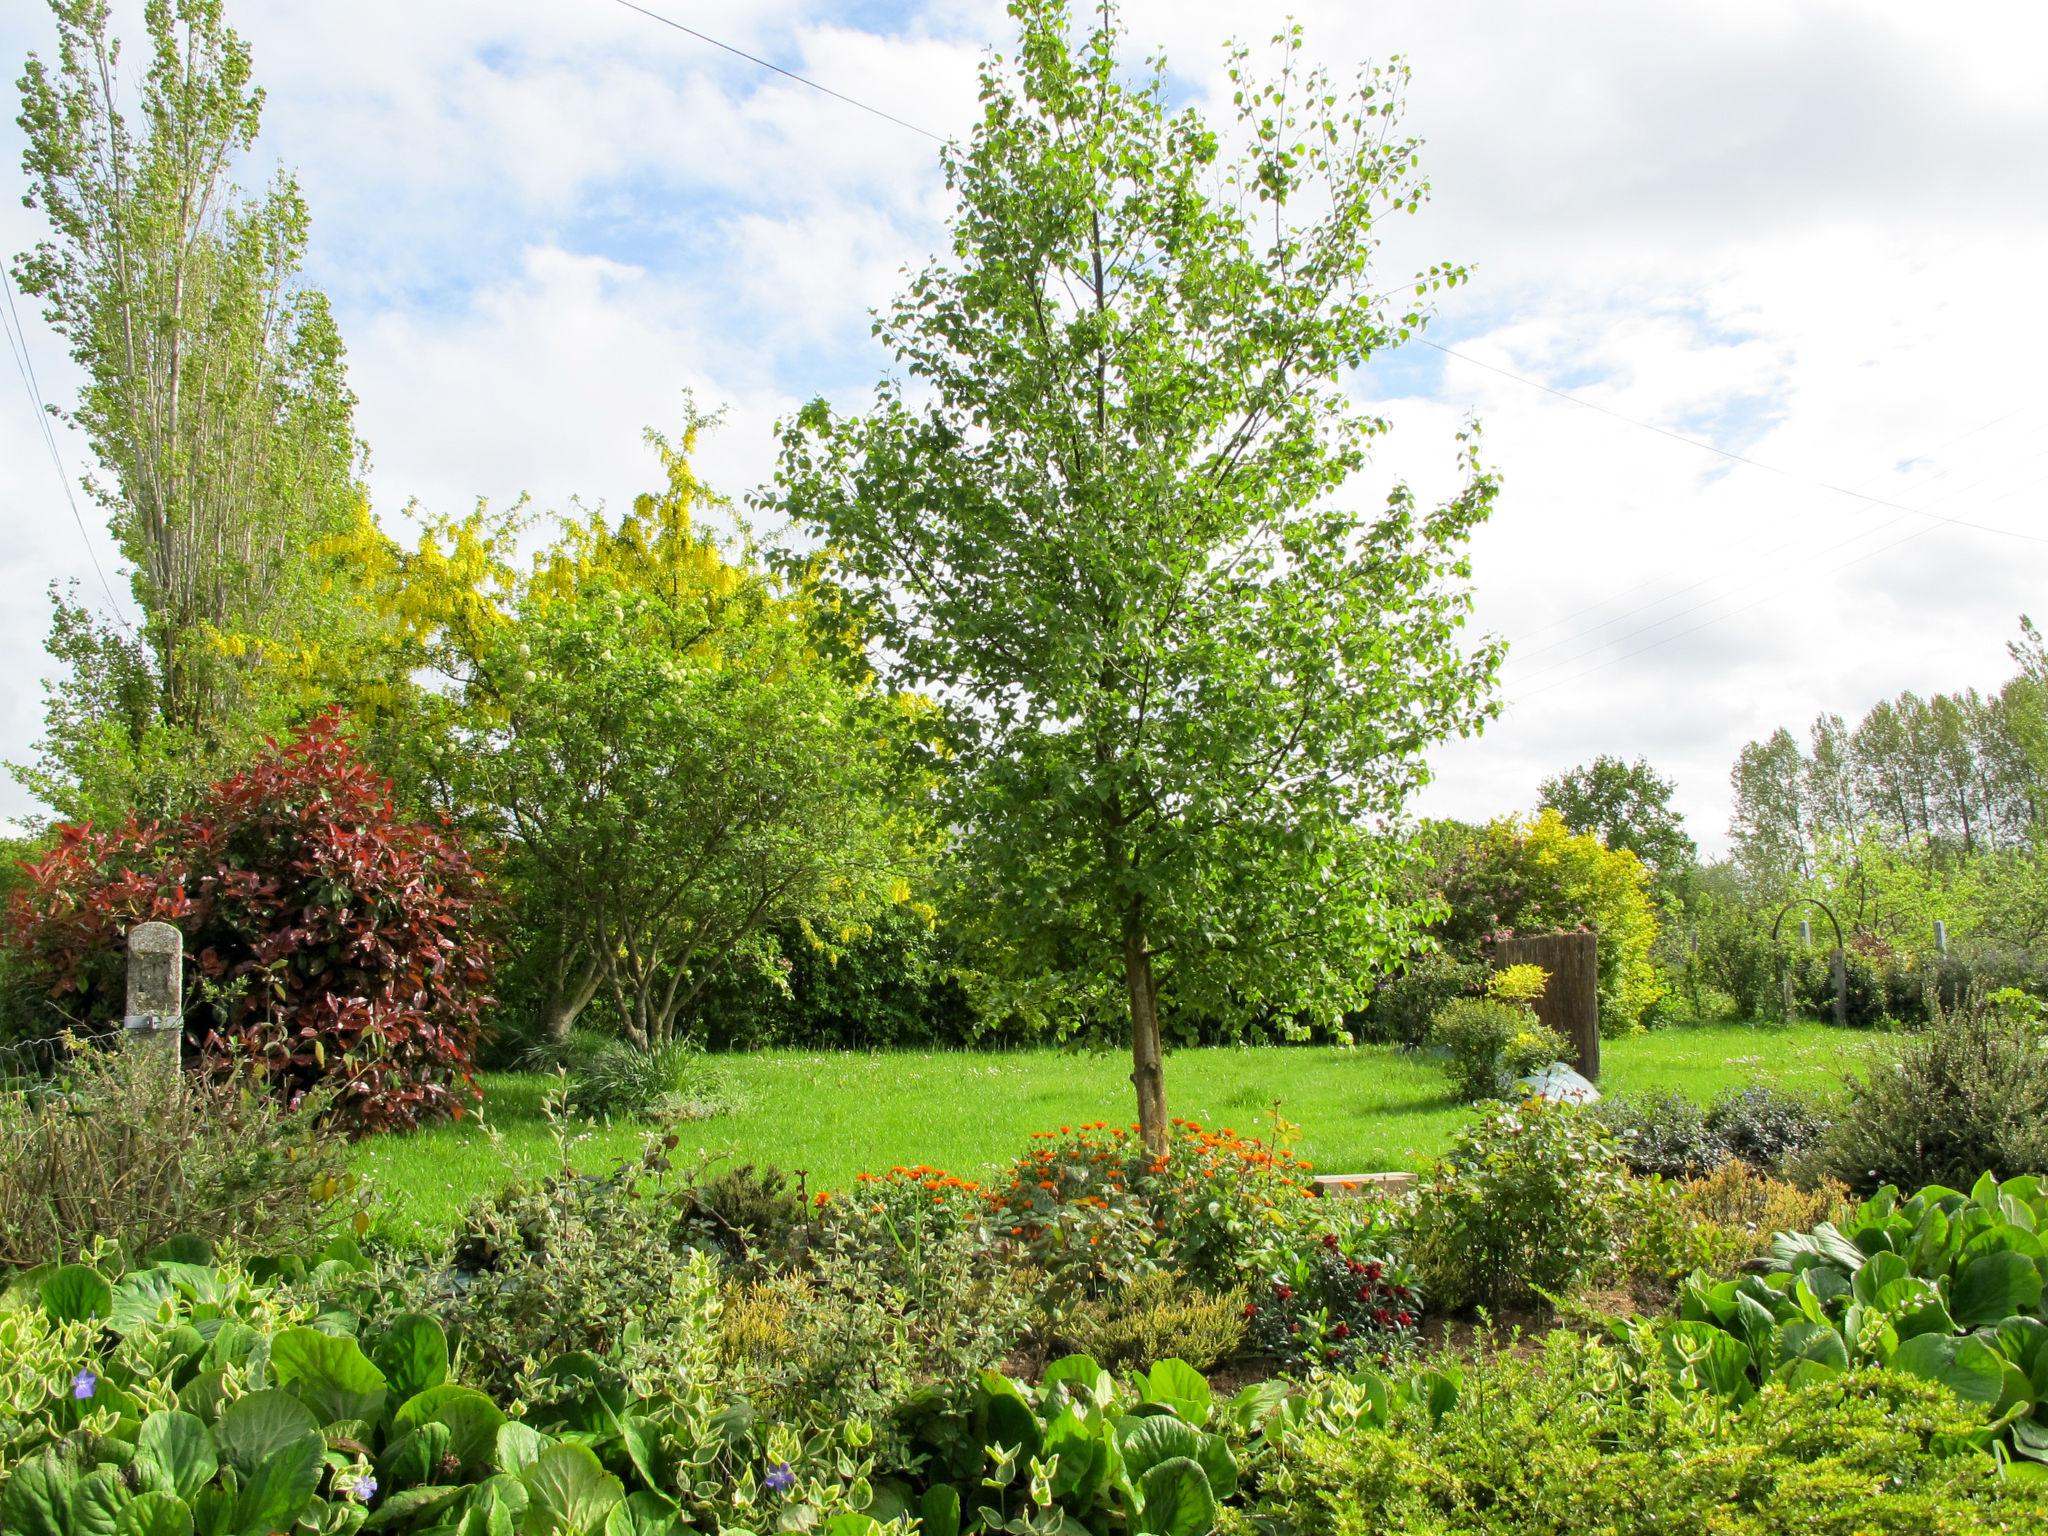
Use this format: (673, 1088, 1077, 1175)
(1770, 897, 1848, 1029)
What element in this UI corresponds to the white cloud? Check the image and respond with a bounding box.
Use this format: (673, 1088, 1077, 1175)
(2, 0, 2045, 854)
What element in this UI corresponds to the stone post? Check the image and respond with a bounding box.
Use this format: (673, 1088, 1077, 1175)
(124, 921, 183, 1081)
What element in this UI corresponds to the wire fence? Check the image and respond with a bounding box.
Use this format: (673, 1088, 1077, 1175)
(0, 1023, 129, 1086)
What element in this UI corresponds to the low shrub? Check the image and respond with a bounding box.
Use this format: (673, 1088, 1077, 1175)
(1243, 1200, 1421, 1370)
(1, 714, 496, 1131)
(1818, 986, 2048, 1191)
(1593, 1088, 1725, 1177)
(1705, 1082, 1830, 1172)
(1358, 952, 1486, 1046)
(1241, 1329, 2048, 1536)
(1405, 1097, 1628, 1312)
(1428, 982, 1568, 1103)
(0, 1043, 361, 1269)
(1061, 1269, 1247, 1371)
(550, 1034, 733, 1122)
(1612, 1162, 1848, 1299)
(1662, 1173, 2048, 1470)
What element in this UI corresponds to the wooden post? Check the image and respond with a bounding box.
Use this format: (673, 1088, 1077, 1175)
(1492, 930, 1600, 1081)
(1830, 946, 1848, 1030)
(124, 921, 183, 1082)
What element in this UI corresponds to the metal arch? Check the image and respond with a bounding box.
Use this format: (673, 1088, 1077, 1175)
(1770, 897, 1845, 951)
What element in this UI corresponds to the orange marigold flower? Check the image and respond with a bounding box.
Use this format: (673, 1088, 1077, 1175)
(814, 1192, 831, 1206)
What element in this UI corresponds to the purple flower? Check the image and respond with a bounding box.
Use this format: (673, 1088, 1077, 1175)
(340, 1473, 378, 1504)
(71, 1370, 96, 1400)
(764, 1463, 796, 1495)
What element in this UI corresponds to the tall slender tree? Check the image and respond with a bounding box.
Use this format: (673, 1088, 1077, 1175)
(13, 0, 366, 817)
(773, 0, 1500, 1150)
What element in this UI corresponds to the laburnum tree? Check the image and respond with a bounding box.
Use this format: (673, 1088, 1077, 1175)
(772, 0, 1502, 1151)
(348, 419, 928, 1050)
(4, 714, 495, 1131)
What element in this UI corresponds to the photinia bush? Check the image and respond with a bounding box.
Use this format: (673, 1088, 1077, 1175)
(3, 712, 494, 1131)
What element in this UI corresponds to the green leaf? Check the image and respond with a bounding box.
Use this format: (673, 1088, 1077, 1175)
(42, 1263, 113, 1323)
(603, 1494, 683, 1536)
(370, 1316, 449, 1404)
(393, 1386, 508, 1474)
(1661, 1321, 1753, 1399)
(1951, 1250, 2044, 1326)
(148, 1236, 215, 1267)
(214, 1390, 322, 1476)
(919, 1484, 960, 1536)
(361, 1488, 465, 1532)
(268, 1328, 389, 1427)
(1131, 1458, 1215, 1536)
(117, 1493, 194, 1536)
(378, 1423, 454, 1493)
(135, 1412, 218, 1502)
(1040, 1355, 1112, 1406)
(1890, 1333, 2007, 1408)
(109, 1271, 178, 1333)
(1118, 1417, 1202, 1482)
(1, 1449, 74, 1536)
(226, 1430, 323, 1536)
(1136, 1360, 1211, 1426)
(518, 1444, 623, 1536)
(495, 1424, 551, 1479)
(819, 1519, 884, 1536)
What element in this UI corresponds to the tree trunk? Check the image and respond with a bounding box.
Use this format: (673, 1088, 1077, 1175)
(1122, 905, 1168, 1156)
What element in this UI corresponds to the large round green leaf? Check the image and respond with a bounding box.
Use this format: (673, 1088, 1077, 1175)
(268, 1327, 390, 1428)
(1132, 1457, 1215, 1536)
(214, 1390, 322, 1476)
(519, 1443, 623, 1536)
(1891, 1333, 2007, 1407)
(1951, 1250, 2045, 1326)
(135, 1412, 218, 1501)
(393, 1385, 509, 1473)
(41, 1264, 112, 1323)
(116, 1492, 194, 1536)
(370, 1315, 449, 1404)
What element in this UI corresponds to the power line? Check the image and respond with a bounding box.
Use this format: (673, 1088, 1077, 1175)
(602, 0, 948, 143)
(0, 265, 134, 631)
(1423, 339, 2048, 547)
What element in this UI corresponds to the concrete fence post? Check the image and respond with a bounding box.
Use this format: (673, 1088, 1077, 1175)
(124, 920, 183, 1083)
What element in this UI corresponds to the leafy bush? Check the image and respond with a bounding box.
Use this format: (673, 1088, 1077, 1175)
(1242, 1203, 1421, 1370)
(1592, 1089, 1724, 1177)
(538, 1033, 733, 1122)
(1358, 952, 1486, 1047)
(1429, 809, 1666, 1033)
(1427, 997, 1567, 1103)
(1612, 1162, 1847, 1300)
(1243, 1328, 2048, 1536)
(1705, 1083, 1830, 1172)
(0, 1044, 361, 1268)
(1405, 1098, 1628, 1312)
(1061, 1270, 1246, 1371)
(1818, 986, 2048, 1191)
(1663, 1173, 2048, 1471)
(2, 714, 495, 1131)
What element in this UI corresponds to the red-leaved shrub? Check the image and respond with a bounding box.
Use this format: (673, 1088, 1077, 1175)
(3, 712, 495, 1131)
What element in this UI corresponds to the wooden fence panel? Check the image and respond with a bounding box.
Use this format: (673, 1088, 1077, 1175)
(1492, 929, 1600, 1081)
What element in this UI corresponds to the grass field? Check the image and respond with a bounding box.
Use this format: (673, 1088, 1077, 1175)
(353, 1021, 1872, 1248)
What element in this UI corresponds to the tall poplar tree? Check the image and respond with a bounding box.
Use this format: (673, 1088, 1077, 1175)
(774, 0, 1501, 1150)
(13, 0, 366, 819)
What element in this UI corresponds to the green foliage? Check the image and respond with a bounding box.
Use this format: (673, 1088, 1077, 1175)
(359, 424, 922, 1054)
(1595, 1084, 1830, 1179)
(1819, 987, 2048, 1191)
(12, 0, 383, 819)
(1358, 953, 1486, 1047)
(1405, 1098, 1628, 1312)
(1244, 1330, 2048, 1535)
(1707, 1083, 1831, 1173)
(1242, 1202, 1421, 1371)
(1060, 1271, 1246, 1373)
(772, 0, 1499, 1144)
(1660, 1172, 2048, 1471)
(1539, 753, 1697, 877)
(534, 1036, 733, 1123)
(1427, 997, 1567, 1104)
(0, 1045, 360, 1269)
(1431, 809, 1666, 1034)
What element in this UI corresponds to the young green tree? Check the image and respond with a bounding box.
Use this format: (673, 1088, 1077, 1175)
(13, 0, 369, 818)
(361, 424, 926, 1050)
(773, 0, 1501, 1150)
(1538, 754, 1696, 876)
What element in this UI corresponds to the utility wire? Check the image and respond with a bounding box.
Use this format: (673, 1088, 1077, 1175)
(1424, 339, 2048, 547)
(1, 265, 134, 631)
(602, 0, 948, 143)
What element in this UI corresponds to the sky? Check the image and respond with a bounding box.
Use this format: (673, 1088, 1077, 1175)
(2, 0, 2045, 854)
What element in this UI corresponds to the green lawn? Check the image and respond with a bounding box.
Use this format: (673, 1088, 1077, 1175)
(354, 1022, 1870, 1249)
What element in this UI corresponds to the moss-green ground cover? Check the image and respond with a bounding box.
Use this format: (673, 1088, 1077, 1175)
(354, 1021, 1868, 1248)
